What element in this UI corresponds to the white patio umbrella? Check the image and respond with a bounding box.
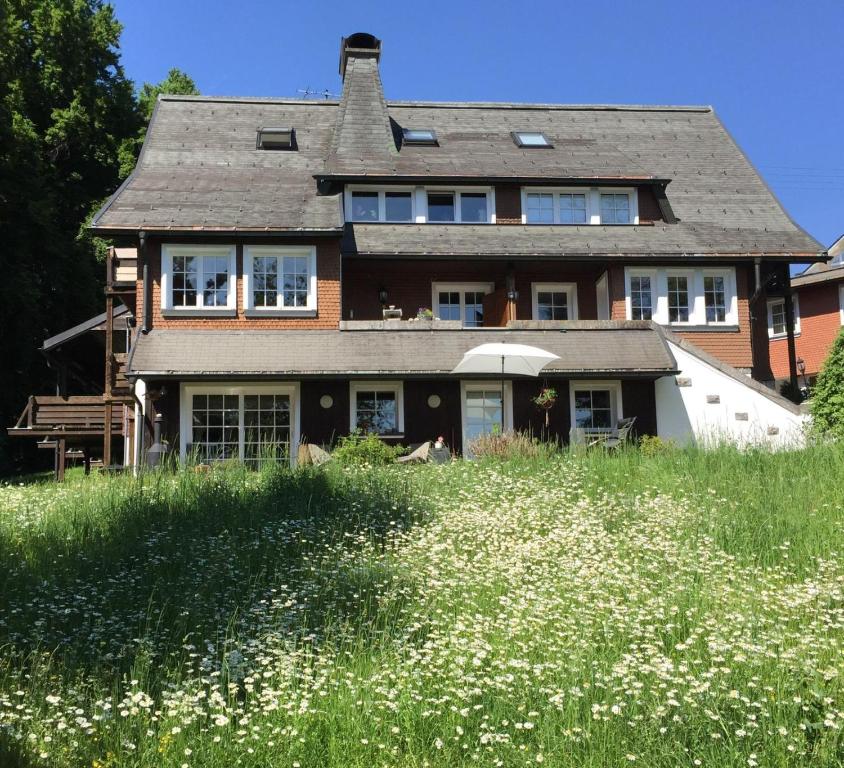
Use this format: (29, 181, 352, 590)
(451, 342, 560, 432)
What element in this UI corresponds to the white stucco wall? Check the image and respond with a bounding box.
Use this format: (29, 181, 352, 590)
(656, 341, 807, 448)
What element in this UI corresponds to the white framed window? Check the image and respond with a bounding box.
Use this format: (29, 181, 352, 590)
(840, 284, 844, 326)
(624, 267, 738, 326)
(426, 189, 493, 223)
(460, 380, 513, 455)
(569, 381, 623, 434)
(627, 269, 657, 321)
(242, 245, 317, 315)
(350, 381, 404, 435)
(161, 245, 237, 313)
(521, 187, 638, 225)
(600, 193, 631, 224)
(345, 187, 415, 223)
(665, 270, 694, 324)
(531, 282, 578, 320)
(767, 295, 800, 338)
(179, 383, 300, 467)
(344, 186, 494, 224)
(432, 282, 494, 327)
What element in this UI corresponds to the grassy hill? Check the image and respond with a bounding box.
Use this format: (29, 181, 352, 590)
(1, 446, 843, 766)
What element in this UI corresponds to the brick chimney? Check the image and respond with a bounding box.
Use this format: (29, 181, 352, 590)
(328, 32, 398, 171)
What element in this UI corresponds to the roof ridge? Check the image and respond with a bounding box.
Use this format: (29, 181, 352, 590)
(155, 94, 713, 112)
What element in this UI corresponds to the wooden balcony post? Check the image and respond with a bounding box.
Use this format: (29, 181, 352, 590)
(56, 437, 66, 482)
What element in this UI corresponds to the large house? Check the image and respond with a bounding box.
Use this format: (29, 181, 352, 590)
(12, 33, 826, 472)
(768, 234, 844, 389)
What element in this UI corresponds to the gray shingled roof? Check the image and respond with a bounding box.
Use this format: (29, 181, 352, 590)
(91, 40, 822, 259)
(791, 235, 844, 286)
(127, 323, 677, 377)
(342, 221, 815, 258)
(94, 98, 344, 232)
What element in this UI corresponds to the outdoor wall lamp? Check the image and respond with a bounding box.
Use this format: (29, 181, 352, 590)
(797, 357, 806, 377)
(378, 287, 388, 306)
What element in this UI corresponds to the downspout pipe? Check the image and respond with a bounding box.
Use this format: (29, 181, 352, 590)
(140, 231, 151, 334)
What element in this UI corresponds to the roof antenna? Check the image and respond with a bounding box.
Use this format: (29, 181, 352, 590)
(297, 87, 340, 100)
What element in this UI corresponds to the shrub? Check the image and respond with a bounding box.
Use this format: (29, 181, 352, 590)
(811, 328, 844, 439)
(332, 431, 406, 465)
(466, 430, 555, 460)
(638, 434, 675, 457)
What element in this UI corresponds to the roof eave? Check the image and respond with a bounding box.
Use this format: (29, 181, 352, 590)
(316, 173, 672, 186)
(90, 226, 344, 237)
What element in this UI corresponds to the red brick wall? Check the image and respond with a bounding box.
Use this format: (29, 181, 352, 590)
(139, 236, 341, 330)
(608, 264, 754, 369)
(342, 259, 606, 321)
(769, 281, 844, 380)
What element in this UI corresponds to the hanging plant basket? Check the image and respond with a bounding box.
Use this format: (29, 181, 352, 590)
(532, 386, 557, 410)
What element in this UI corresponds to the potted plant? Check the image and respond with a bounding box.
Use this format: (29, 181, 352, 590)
(532, 386, 557, 428)
(416, 307, 434, 320)
(532, 386, 557, 410)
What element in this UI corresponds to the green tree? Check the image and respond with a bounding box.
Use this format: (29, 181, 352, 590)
(0, 2, 199, 473)
(139, 67, 198, 121)
(811, 328, 844, 439)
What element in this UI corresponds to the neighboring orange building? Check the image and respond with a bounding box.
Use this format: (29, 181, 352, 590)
(769, 235, 844, 387)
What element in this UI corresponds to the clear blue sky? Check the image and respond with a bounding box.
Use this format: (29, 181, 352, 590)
(112, 0, 843, 258)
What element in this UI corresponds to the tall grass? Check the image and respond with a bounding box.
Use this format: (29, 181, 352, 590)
(0, 445, 843, 766)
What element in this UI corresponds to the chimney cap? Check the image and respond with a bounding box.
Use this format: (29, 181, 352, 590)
(339, 32, 382, 77)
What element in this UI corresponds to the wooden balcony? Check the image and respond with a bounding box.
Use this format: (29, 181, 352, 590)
(8, 396, 125, 440)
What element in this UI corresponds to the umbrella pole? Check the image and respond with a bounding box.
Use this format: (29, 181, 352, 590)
(500, 355, 505, 434)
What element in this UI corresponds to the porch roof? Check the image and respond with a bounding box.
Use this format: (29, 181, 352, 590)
(127, 322, 678, 378)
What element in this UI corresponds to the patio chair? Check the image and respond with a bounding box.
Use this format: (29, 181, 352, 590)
(586, 416, 637, 450)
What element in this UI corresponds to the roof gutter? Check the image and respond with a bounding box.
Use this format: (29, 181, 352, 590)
(316, 174, 673, 187)
(90, 227, 344, 238)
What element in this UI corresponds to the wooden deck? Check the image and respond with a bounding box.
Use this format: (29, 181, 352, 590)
(8, 396, 128, 480)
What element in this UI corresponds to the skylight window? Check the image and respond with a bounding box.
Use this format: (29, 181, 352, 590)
(402, 128, 437, 146)
(512, 131, 552, 148)
(256, 127, 294, 150)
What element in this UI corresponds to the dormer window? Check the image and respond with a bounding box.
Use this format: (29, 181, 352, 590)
(600, 193, 631, 225)
(513, 131, 551, 148)
(344, 186, 493, 223)
(347, 189, 414, 222)
(402, 128, 437, 146)
(521, 187, 638, 225)
(256, 127, 294, 150)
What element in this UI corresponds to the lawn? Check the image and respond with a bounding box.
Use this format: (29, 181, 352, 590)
(1, 445, 843, 766)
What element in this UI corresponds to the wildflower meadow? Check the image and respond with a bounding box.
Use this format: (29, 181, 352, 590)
(1, 445, 843, 766)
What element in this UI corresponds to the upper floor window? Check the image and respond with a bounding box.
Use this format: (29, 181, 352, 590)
(767, 296, 800, 338)
(433, 282, 492, 327)
(243, 246, 317, 315)
(521, 187, 637, 225)
(625, 267, 738, 326)
(531, 283, 578, 320)
(161, 245, 237, 313)
(345, 186, 493, 224)
(347, 190, 414, 223)
(629, 274, 653, 320)
(526, 192, 588, 224)
(600, 193, 631, 225)
(427, 191, 490, 223)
